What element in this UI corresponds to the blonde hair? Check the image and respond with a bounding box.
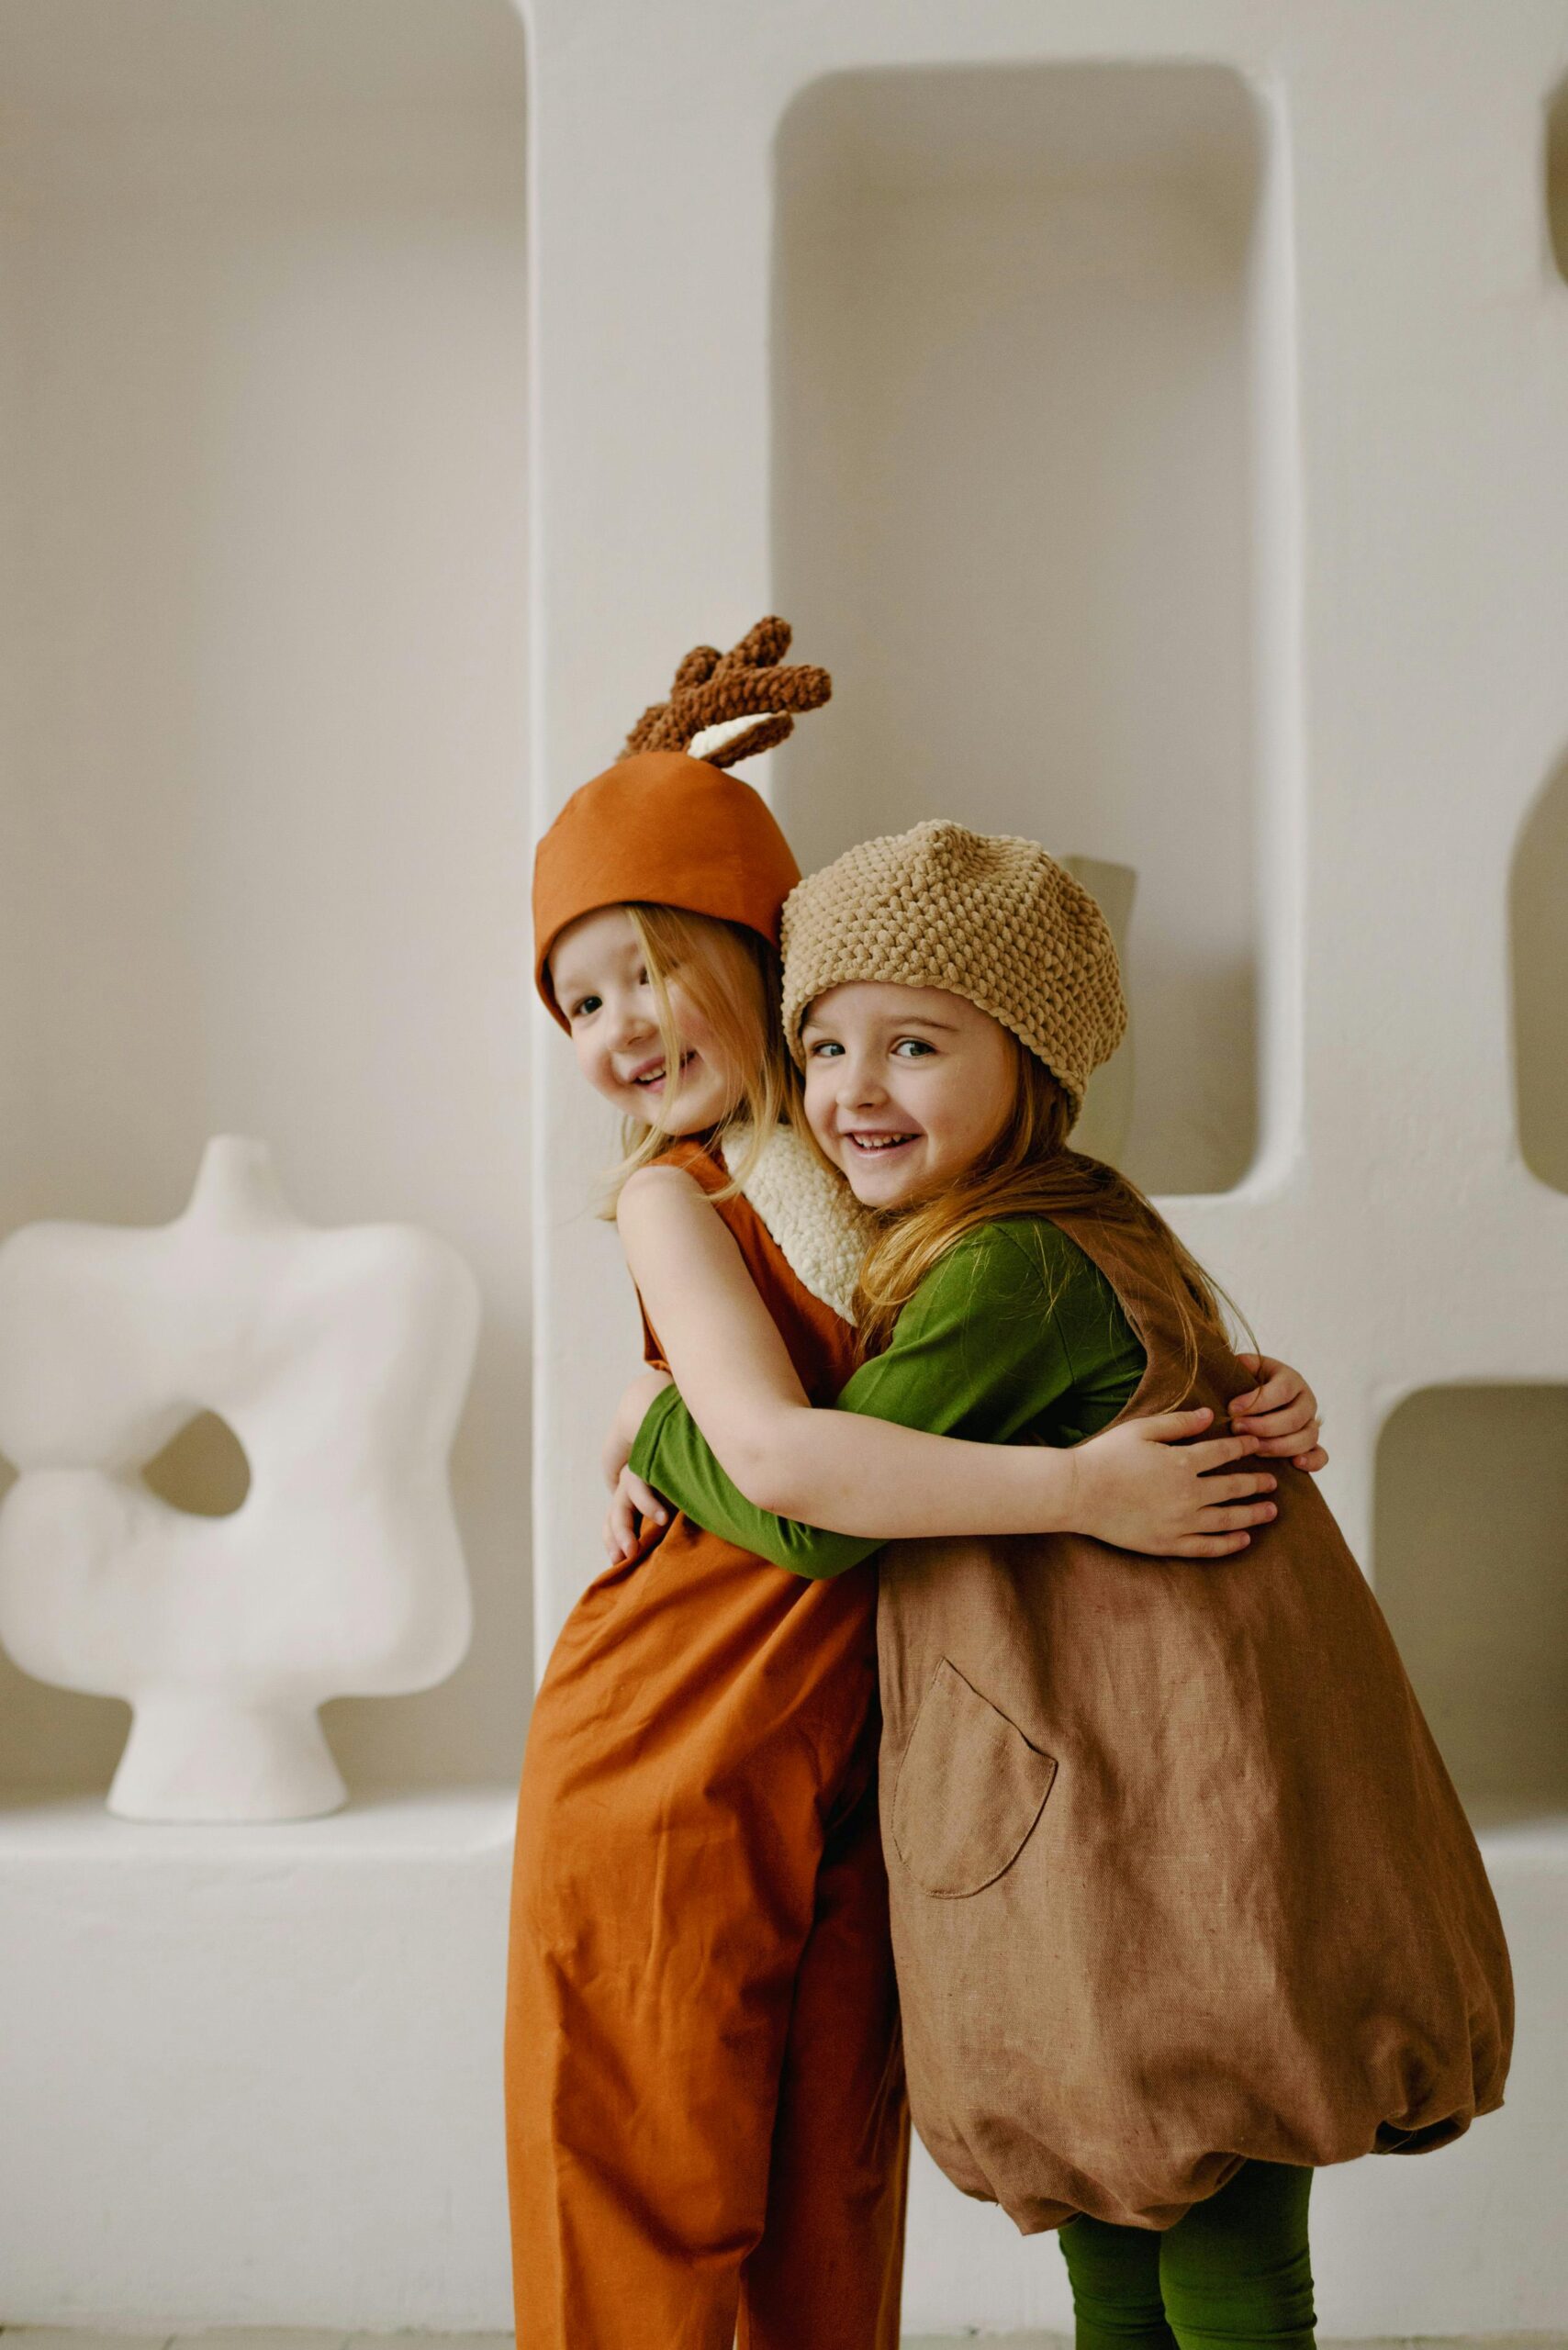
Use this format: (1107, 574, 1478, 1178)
(848, 1036, 1257, 1391)
(602, 903, 788, 1211)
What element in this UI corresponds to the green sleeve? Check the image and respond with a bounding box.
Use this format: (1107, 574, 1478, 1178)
(628, 1219, 1146, 1579)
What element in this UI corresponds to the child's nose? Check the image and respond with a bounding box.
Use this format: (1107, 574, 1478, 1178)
(610, 1000, 655, 1050)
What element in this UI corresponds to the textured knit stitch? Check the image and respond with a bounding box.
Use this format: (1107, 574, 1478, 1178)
(719, 1123, 871, 1327)
(621, 614, 831, 772)
(780, 820, 1126, 1121)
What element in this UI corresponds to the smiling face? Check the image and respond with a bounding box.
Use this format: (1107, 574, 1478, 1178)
(547, 904, 739, 1136)
(801, 981, 1020, 1208)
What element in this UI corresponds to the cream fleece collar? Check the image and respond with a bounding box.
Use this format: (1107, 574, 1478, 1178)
(719, 1123, 872, 1328)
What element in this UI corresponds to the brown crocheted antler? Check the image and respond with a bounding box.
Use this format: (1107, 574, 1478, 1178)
(621, 615, 831, 769)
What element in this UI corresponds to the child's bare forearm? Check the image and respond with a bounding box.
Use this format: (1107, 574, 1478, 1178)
(604, 1367, 673, 1486)
(619, 1166, 1090, 1535)
(717, 1403, 1079, 1537)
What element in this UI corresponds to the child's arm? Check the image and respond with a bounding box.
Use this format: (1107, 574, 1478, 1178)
(603, 1366, 673, 1492)
(614, 1164, 1275, 1565)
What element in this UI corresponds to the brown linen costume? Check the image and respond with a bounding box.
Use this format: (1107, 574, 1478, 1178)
(780, 817, 1513, 2236)
(877, 1197, 1513, 2233)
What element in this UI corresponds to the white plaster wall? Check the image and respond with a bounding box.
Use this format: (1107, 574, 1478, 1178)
(0, 5, 530, 2326)
(4, 0, 1567, 2333)
(527, 0, 1568, 2332)
(0, 0, 532, 1792)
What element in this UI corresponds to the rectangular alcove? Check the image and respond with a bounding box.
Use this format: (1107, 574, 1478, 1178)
(1374, 1382, 1568, 1823)
(0, 0, 531, 1803)
(1510, 753, 1568, 1193)
(771, 62, 1296, 1196)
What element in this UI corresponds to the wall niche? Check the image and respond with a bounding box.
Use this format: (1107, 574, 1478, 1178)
(1547, 73, 1568, 285)
(1375, 1382, 1568, 1818)
(772, 62, 1288, 1196)
(1510, 755, 1568, 1192)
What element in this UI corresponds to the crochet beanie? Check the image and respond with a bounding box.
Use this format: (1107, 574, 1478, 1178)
(533, 617, 827, 1026)
(779, 819, 1126, 1122)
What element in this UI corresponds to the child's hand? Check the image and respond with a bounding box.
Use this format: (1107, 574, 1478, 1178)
(601, 1367, 675, 1490)
(603, 1464, 670, 1562)
(1228, 1353, 1327, 1472)
(1067, 1406, 1278, 1560)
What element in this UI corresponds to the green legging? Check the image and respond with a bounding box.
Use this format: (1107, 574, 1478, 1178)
(1058, 2160, 1316, 2349)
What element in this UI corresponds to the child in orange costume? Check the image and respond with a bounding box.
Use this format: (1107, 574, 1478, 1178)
(505, 622, 1321, 2349)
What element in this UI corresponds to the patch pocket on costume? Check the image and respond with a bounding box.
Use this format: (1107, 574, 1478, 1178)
(891, 1656, 1058, 1899)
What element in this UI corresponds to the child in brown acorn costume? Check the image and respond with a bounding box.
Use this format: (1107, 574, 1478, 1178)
(509, 621, 1327, 2348)
(616, 819, 1513, 2346)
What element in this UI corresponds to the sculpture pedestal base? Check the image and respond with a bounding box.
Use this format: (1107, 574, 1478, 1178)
(109, 1696, 347, 1822)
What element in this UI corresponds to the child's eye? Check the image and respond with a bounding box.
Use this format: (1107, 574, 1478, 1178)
(569, 993, 603, 1020)
(892, 1037, 935, 1058)
(808, 1039, 844, 1059)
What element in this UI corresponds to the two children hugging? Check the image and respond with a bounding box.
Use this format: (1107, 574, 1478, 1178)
(505, 618, 1512, 2350)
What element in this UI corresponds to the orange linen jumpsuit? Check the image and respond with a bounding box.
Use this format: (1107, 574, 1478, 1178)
(505, 1141, 910, 2350)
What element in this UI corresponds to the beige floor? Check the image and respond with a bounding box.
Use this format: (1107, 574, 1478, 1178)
(3, 2332, 1568, 2348)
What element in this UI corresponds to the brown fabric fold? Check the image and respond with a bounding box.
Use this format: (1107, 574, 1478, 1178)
(877, 1204, 1513, 2235)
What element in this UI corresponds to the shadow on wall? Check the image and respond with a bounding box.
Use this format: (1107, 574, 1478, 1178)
(1527, 93, 1568, 1196)
(1375, 1382, 1568, 1817)
(1511, 754, 1568, 1193)
(770, 60, 1279, 1200)
(1546, 73, 1568, 285)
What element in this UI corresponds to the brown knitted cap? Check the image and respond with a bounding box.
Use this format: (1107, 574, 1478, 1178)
(780, 820, 1126, 1122)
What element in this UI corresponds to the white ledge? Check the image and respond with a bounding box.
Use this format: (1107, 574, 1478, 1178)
(0, 1784, 517, 1861)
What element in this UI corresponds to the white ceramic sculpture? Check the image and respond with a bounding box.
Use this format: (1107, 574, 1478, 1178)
(0, 1136, 480, 1820)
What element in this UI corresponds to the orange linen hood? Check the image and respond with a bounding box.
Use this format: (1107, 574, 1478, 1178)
(532, 748, 801, 1024)
(532, 615, 829, 1024)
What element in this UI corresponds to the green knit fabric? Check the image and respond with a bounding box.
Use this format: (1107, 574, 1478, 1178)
(1058, 2161, 1316, 2349)
(628, 1215, 1146, 1580)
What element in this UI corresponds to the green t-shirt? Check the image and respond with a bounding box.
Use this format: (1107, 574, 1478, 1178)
(628, 1214, 1147, 1579)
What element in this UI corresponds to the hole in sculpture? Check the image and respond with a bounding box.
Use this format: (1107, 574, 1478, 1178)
(1375, 1382, 1568, 1818)
(771, 62, 1279, 1196)
(1510, 755, 1568, 1192)
(1547, 78, 1568, 285)
(140, 1412, 252, 1518)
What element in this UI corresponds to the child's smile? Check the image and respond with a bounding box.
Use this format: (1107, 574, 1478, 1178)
(549, 905, 734, 1136)
(802, 981, 1017, 1207)
(622, 1046, 697, 1097)
(840, 1125, 922, 1161)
